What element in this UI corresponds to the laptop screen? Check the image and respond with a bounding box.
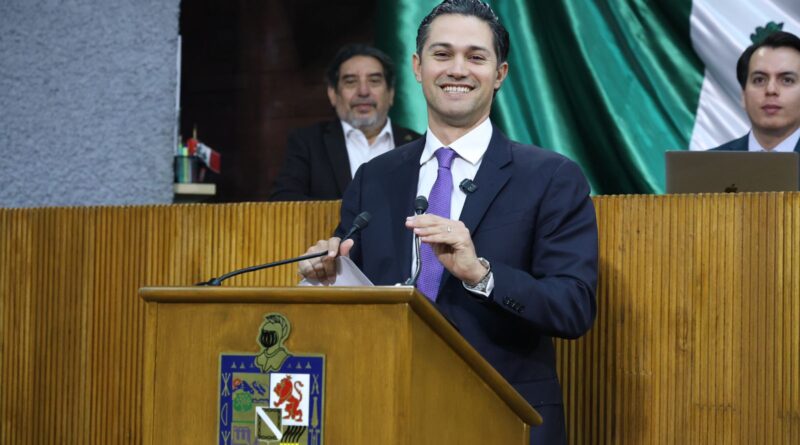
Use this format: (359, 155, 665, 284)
(664, 151, 800, 194)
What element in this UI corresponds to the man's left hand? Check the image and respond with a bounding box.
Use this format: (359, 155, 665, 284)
(405, 214, 488, 285)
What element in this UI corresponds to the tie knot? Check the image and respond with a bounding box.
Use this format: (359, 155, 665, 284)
(435, 147, 456, 169)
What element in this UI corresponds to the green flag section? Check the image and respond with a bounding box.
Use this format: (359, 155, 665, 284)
(375, 1, 439, 136)
(376, 1, 798, 194)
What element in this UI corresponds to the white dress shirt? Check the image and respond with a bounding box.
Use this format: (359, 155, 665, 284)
(412, 117, 495, 296)
(747, 127, 800, 152)
(341, 118, 395, 178)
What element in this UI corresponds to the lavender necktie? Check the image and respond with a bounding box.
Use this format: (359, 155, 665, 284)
(417, 147, 457, 301)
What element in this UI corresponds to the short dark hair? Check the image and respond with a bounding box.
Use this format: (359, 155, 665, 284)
(736, 31, 800, 89)
(416, 0, 510, 65)
(325, 44, 396, 90)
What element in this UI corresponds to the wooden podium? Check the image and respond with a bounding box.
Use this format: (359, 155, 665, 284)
(140, 286, 541, 444)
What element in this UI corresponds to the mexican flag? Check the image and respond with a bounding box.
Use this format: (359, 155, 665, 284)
(377, 0, 799, 194)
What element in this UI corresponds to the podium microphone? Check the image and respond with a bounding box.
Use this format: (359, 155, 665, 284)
(340, 211, 371, 241)
(404, 196, 428, 286)
(198, 211, 371, 286)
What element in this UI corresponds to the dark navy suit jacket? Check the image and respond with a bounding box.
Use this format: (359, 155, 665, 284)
(711, 133, 800, 151)
(269, 119, 420, 201)
(335, 128, 598, 443)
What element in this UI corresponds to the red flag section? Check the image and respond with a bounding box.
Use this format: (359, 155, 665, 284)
(186, 137, 221, 173)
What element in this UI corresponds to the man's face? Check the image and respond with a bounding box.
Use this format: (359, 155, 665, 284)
(742, 46, 800, 139)
(328, 55, 394, 133)
(412, 14, 508, 129)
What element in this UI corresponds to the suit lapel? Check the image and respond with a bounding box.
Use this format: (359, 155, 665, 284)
(459, 127, 513, 234)
(323, 120, 352, 194)
(733, 134, 749, 151)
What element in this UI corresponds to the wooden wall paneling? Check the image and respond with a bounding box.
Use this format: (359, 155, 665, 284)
(789, 193, 800, 442)
(774, 193, 785, 442)
(2, 196, 800, 443)
(131, 206, 146, 445)
(86, 207, 100, 444)
(35, 209, 50, 444)
(770, 192, 780, 442)
(742, 194, 760, 443)
(552, 193, 800, 444)
(780, 192, 800, 441)
(95, 206, 112, 443)
(599, 195, 618, 445)
(694, 193, 710, 444)
(734, 195, 758, 441)
(1, 209, 26, 444)
(5, 209, 22, 445)
(78, 207, 92, 444)
(64, 208, 81, 443)
(654, 195, 669, 444)
(721, 194, 738, 445)
(0, 209, 6, 444)
(764, 193, 778, 444)
(792, 193, 800, 442)
(662, 194, 677, 445)
(773, 194, 800, 443)
(776, 192, 794, 441)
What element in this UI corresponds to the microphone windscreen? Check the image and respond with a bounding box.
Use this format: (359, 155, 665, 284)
(352, 211, 371, 230)
(414, 196, 429, 214)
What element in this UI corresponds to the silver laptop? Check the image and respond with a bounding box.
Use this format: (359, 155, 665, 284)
(665, 151, 800, 194)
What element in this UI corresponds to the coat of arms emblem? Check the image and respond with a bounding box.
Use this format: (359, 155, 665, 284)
(218, 313, 325, 445)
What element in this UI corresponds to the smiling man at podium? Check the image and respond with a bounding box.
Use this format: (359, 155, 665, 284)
(298, 1, 598, 443)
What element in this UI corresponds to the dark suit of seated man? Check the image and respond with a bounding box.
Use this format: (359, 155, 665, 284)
(711, 31, 800, 153)
(297, 1, 598, 443)
(269, 44, 421, 201)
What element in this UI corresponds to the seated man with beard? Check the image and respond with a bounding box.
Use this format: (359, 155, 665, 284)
(269, 44, 421, 201)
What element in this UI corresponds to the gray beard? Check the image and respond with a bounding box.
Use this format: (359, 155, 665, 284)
(345, 113, 383, 133)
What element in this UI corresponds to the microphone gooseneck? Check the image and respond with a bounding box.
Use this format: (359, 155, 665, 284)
(405, 196, 428, 286)
(198, 211, 372, 286)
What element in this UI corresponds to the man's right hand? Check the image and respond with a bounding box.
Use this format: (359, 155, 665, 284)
(297, 237, 354, 284)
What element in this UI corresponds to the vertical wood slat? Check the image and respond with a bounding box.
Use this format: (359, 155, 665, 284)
(1, 195, 799, 443)
(0, 201, 339, 444)
(556, 192, 800, 444)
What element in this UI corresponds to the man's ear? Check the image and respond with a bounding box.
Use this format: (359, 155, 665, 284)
(412, 53, 422, 83)
(388, 87, 395, 106)
(327, 86, 338, 107)
(494, 62, 509, 91)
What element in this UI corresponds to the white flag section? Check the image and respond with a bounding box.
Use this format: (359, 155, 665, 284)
(689, 0, 800, 150)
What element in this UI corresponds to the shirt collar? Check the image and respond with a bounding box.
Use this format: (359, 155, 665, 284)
(420, 118, 493, 165)
(748, 127, 800, 152)
(341, 117, 393, 143)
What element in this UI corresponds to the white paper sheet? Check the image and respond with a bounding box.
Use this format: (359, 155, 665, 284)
(298, 256, 374, 287)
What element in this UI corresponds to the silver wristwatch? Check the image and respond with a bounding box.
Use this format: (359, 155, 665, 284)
(465, 257, 491, 293)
